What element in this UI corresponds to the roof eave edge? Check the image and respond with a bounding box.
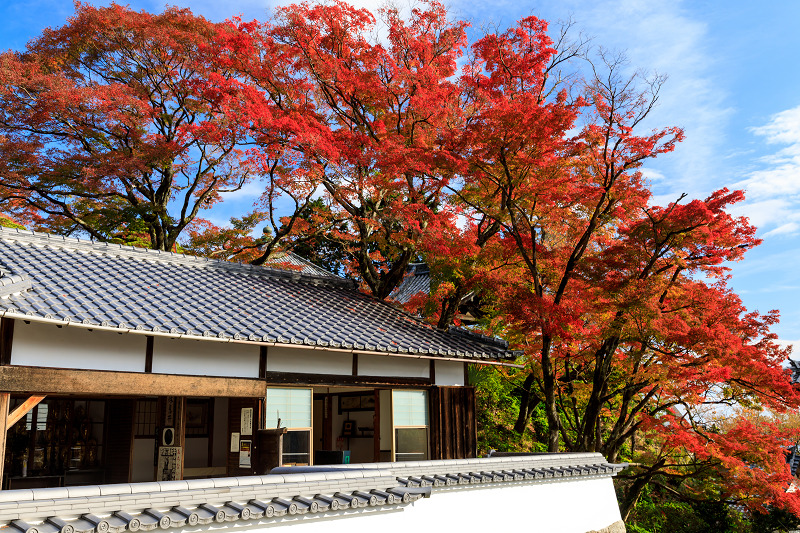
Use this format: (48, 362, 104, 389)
(0, 311, 524, 369)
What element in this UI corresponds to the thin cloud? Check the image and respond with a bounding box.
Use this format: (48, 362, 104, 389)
(734, 105, 800, 236)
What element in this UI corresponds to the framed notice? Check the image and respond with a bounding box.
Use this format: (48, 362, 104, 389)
(230, 432, 240, 453)
(241, 408, 253, 436)
(239, 440, 252, 468)
(157, 446, 182, 481)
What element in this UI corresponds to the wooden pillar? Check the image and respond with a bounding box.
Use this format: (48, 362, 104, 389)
(373, 390, 381, 462)
(0, 318, 13, 487)
(0, 393, 9, 489)
(0, 318, 14, 366)
(322, 395, 333, 450)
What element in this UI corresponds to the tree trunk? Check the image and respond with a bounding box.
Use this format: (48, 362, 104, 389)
(437, 283, 467, 329)
(539, 337, 561, 452)
(619, 459, 664, 522)
(513, 373, 540, 434)
(619, 475, 650, 522)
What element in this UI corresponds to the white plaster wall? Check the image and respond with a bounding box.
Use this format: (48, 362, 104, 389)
(267, 347, 352, 375)
(130, 439, 155, 482)
(169, 476, 622, 533)
(10, 322, 147, 372)
(434, 360, 465, 386)
(152, 338, 259, 378)
(357, 355, 429, 378)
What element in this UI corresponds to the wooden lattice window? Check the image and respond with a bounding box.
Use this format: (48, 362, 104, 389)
(134, 399, 158, 438)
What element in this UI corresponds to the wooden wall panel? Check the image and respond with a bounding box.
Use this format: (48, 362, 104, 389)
(0, 318, 14, 366)
(429, 386, 477, 460)
(104, 399, 135, 484)
(226, 398, 260, 476)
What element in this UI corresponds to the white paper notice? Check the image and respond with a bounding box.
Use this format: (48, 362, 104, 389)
(230, 432, 240, 453)
(241, 407, 253, 436)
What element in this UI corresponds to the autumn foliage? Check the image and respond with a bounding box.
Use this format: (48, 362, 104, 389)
(1, 1, 799, 522)
(0, 3, 254, 250)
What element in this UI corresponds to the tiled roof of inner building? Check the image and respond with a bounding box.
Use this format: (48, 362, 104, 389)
(389, 263, 430, 304)
(0, 228, 518, 360)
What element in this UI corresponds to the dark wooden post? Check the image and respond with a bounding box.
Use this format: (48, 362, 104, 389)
(373, 389, 381, 462)
(0, 318, 13, 489)
(0, 318, 14, 366)
(0, 393, 9, 489)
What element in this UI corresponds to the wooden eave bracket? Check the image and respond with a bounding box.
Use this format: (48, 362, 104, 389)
(7, 395, 45, 428)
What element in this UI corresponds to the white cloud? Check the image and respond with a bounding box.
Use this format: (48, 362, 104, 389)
(728, 198, 793, 231)
(218, 180, 264, 201)
(732, 105, 800, 236)
(535, 0, 733, 201)
(640, 167, 666, 183)
(751, 106, 800, 146)
(762, 223, 799, 239)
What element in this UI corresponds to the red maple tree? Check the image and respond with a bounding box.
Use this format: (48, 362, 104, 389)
(0, 3, 254, 250)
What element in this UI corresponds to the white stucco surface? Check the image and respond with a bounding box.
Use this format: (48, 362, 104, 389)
(10, 321, 147, 371)
(267, 347, 353, 375)
(434, 360, 465, 386)
(159, 476, 622, 533)
(152, 337, 259, 377)
(357, 354, 429, 378)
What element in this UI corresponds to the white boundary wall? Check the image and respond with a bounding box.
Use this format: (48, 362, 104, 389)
(1, 454, 626, 533)
(156, 476, 622, 533)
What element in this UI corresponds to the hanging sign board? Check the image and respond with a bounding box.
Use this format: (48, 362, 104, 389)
(230, 432, 240, 453)
(165, 397, 175, 426)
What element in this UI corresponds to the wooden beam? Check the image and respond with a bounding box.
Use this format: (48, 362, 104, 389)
(0, 366, 266, 398)
(266, 371, 431, 388)
(144, 336, 153, 373)
(352, 353, 358, 376)
(7, 395, 45, 428)
(0, 393, 8, 488)
(373, 389, 380, 462)
(0, 318, 13, 366)
(259, 346, 268, 379)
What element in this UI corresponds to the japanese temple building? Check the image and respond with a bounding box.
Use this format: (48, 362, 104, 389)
(0, 228, 628, 533)
(0, 227, 521, 488)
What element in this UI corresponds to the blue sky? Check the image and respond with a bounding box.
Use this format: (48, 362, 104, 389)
(3, 0, 800, 348)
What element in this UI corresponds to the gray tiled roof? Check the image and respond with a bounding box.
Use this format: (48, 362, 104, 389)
(263, 251, 341, 279)
(0, 468, 427, 529)
(0, 228, 517, 360)
(389, 263, 430, 304)
(0, 453, 625, 529)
